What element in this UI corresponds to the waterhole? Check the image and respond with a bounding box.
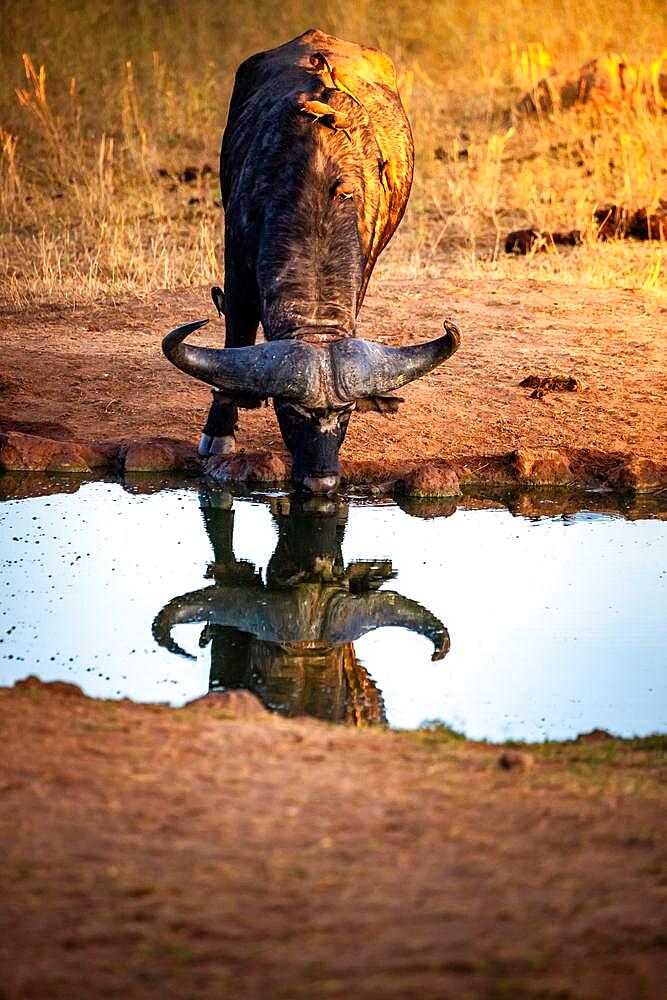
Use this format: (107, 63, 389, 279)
(1, 476, 665, 741)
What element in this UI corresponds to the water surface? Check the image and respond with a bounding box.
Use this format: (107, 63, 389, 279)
(1, 478, 665, 741)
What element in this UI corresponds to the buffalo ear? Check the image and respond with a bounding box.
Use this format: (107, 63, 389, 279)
(356, 394, 404, 414)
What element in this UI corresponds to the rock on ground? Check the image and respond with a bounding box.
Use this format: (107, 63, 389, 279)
(206, 450, 289, 483)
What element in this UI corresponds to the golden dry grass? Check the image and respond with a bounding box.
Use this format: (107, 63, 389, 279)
(0, 0, 666, 306)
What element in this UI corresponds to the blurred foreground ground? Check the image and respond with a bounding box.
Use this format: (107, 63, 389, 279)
(0, 679, 665, 999)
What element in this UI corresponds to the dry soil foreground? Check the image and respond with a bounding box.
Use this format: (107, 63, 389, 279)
(0, 680, 666, 1000)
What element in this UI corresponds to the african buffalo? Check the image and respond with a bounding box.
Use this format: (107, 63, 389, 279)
(163, 28, 460, 492)
(152, 489, 449, 723)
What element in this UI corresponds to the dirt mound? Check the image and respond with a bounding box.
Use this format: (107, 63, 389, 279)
(514, 53, 667, 116)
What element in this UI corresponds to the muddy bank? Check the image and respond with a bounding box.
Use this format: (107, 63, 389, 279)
(1, 277, 666, 489)
(1, 677, 665, 999)
(3, 465, 667, 524)
(2, 425, 667, 494)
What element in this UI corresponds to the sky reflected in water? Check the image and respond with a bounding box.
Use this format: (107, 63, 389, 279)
(0, 480, 665, 741)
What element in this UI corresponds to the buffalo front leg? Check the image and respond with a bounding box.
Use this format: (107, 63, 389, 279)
(198, 277, 260, 458)
(199, 392, 238, 457)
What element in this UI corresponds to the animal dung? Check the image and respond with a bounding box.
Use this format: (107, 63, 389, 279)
(177, 164, 214, 184)
(594, 203, 667, 241)
(505, 229, 542, 254)
(520, 374, 584, 400)
(505, 229, 581, 254)
(519, 374, 584, 395)
(506, 203, 667, 255)
(157, 164, 216, 184)
(513, 53, 667, 118)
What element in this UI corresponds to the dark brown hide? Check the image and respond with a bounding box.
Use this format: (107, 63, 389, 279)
(221, 28, 414, 312)
(163, 30, 460, 489)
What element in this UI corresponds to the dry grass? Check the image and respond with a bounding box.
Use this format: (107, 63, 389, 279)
(1, 0, 666, 307)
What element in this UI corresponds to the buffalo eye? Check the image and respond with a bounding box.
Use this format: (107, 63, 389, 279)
(331, 179, 354, 201)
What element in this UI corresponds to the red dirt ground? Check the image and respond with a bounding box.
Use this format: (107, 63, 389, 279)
(1, 680, 665, 1000)
(1, 276, 666, 484)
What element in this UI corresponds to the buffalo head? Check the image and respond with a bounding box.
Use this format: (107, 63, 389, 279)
(162, 319, 460, 492)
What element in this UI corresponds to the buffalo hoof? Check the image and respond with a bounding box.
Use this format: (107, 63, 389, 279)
(198, 434, 235, 457)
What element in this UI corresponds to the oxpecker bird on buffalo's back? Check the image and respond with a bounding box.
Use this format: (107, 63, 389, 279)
(163, 28, 460, 493)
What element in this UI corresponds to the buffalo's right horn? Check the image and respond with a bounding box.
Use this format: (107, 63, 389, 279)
(162, 320, 325, 403)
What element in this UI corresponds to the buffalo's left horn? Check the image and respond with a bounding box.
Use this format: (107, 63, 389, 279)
(162, 320, 322, 400)
(333, 319, 461, 398)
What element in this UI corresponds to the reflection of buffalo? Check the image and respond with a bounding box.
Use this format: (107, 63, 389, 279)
(153, 490, 449, 724)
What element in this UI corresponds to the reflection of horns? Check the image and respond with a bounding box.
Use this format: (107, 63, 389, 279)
(152, 583, 276, 660)
(151, 590, 225, 660)
(152, 584, 449, 658)
(341, 591, 450, 660)
(162, 319, 460, 407)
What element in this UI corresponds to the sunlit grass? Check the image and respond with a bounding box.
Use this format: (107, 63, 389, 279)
(1, 0, 666, 305)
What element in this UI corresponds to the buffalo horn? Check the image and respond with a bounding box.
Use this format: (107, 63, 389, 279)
(162, 320, 323, 401)
(163, 318, 460, 404)
(332, 319, 461, 399)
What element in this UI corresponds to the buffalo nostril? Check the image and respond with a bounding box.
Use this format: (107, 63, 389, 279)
(301, 475, 339, 494)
